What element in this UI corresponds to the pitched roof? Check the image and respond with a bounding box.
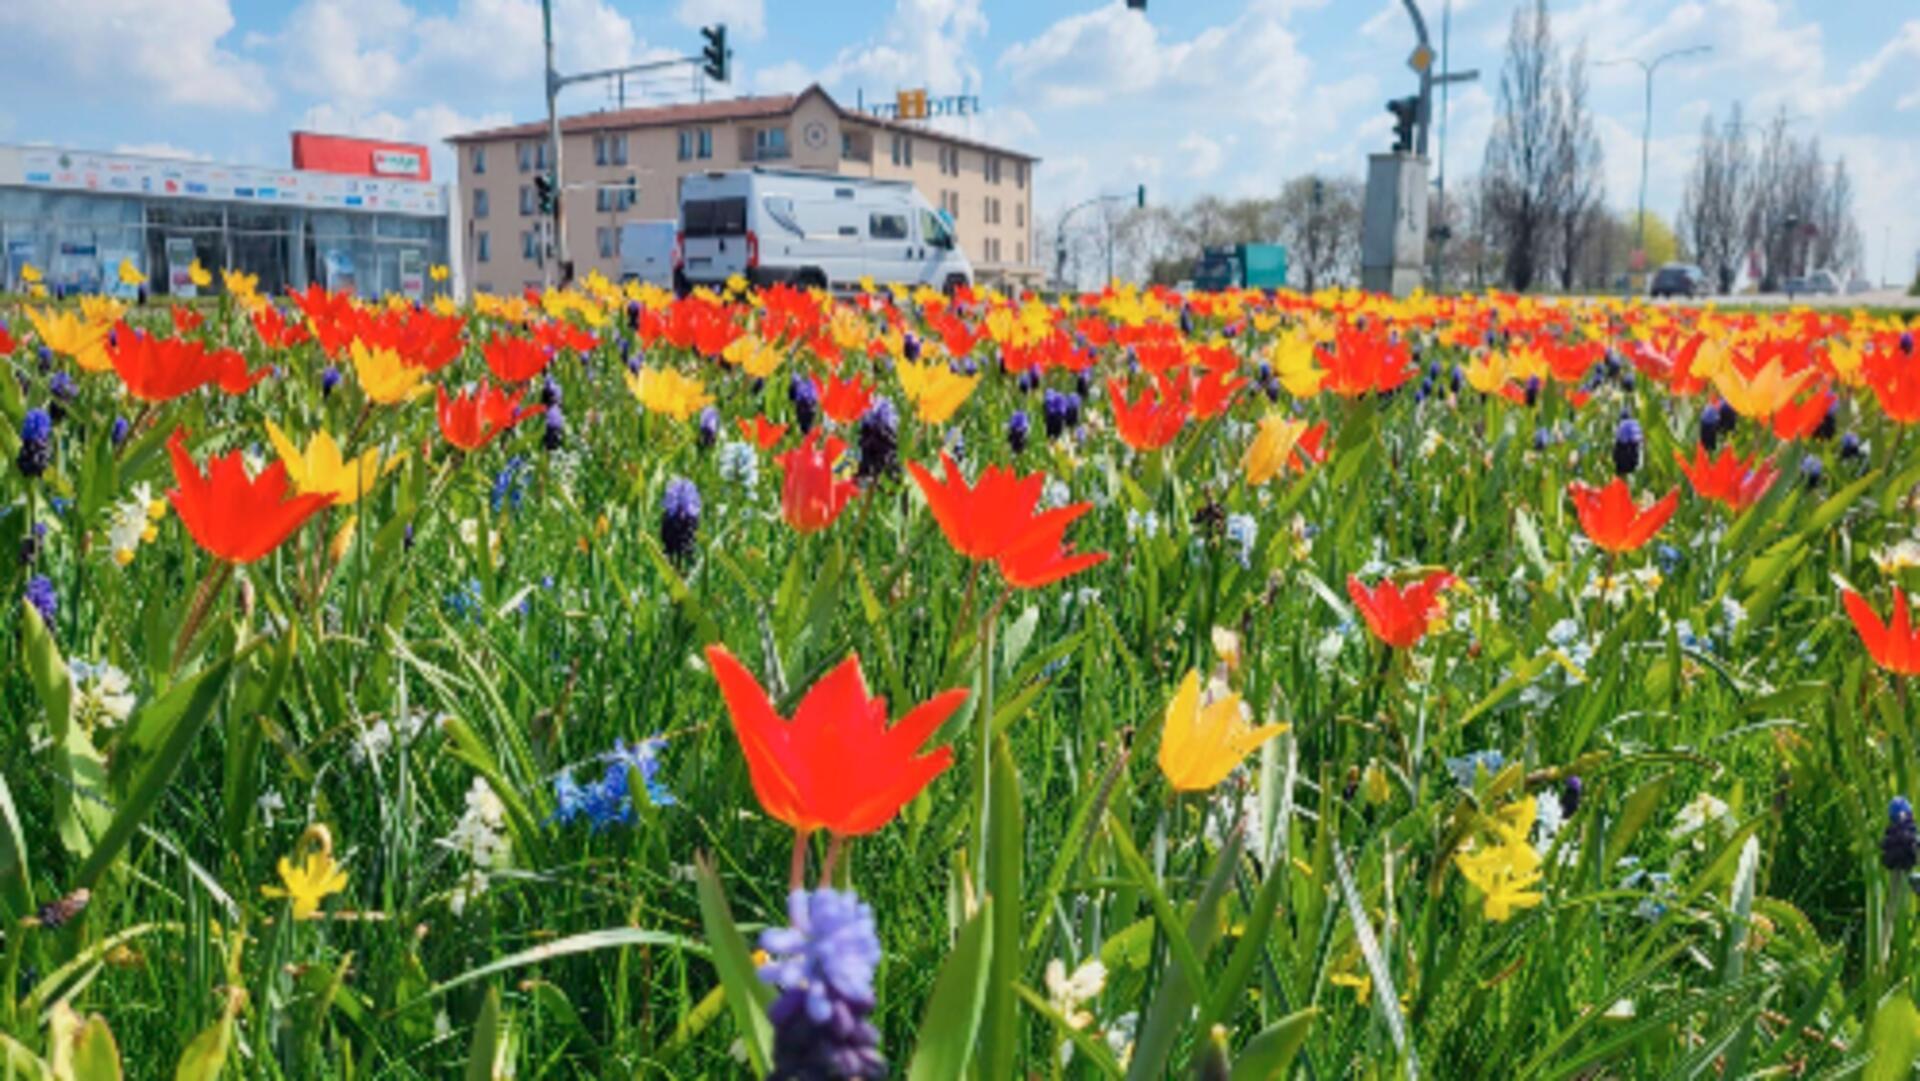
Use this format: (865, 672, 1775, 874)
(445, 84, 1037, 162)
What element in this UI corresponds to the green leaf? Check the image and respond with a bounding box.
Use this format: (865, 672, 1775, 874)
(1125, 823, 1245, 1081)
(50, 1003, 122, 1081)
(0, 769, 35, 921)
(980, 734, 1025, 1081)
(693, 855, 773, 1076)
(73, 652, 237, 890)
(1605, 773, 1672, 862)
(22, 599, 72, 742)
(463, 987, 505, 1081)
(1228, 1009, 1318, 1081)
(905, 899, 993, 1081)
(1864, 993, 1920, 1081)
(172, 1007, 235, 1081)
(409, 928, 703, 1005)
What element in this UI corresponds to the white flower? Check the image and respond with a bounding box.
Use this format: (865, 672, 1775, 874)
(446, 775, 511, 870)
(717, 440, 759, 491)
(1669, 792, 1731, 842)
(1041, 478, 1073, 510)
(70, 660, 136, 731)
(1045, 958, 1107, 1030)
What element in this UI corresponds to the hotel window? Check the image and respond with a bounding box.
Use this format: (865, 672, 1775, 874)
(1017, 241, 1025, 265)
(755, 127, 788, 160)
(1015, 161, 1026, 188)
(517, 142, 532, 172)
(597, 227, 616, 258)
(594, 135, 607, 166)
(472, 147, 486, 174)
(891, 135, 913, 167)
(678, 130, 693, 161)
(595, 186, 609, 212)
(611, 133, 628, 165)
(519, 185, 534, 216)
(473, 189, 489, 219)
(1016, 202, 1024, 228)
(477, 231, 491, 263)
(522, 230, 538, 259)
(698, 128, 713, 159)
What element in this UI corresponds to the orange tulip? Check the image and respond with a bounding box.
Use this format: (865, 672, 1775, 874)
(1108, 376, 1187, 451)
(1568, 478, 1679, 553)
(109, 325, 263, 402)
(482, 335, 553, 384)
(1842, 590, 1920, 675)
(1348, 571, 1454, 649)
(776, 432, 859, 533)
(1675, 447, 1777, 511)
(907, 452, 1106, 588)
(436, 383, 529, 450)
(166, 429, 333, 564)
(704, 644, 967, 836)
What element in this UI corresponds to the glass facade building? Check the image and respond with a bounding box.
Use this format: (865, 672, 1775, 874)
(0, 143, 449, 299)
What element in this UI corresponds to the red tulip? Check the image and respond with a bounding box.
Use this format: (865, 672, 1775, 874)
(1348, 571, 1454, 649)
(1675, 447, 1777, 511)
(1568, 478, 1679, 553)
(776, 432, 859, 533)
(907, 452, 1106, 588)
(1108, 376, 1188, 451)
(1842, 590, 1920, 675)
(739, 415, 788, 450)
(109, 325, 263, 402)
(166, 429, 333, 563)
(482, 335, 552, 383)
(704, 644, 967, 836)
(436, 383, 529, 450)
(819, 374, 875, 425)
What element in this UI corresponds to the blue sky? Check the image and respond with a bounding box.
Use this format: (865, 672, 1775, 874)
(2, 0, 1916, 281)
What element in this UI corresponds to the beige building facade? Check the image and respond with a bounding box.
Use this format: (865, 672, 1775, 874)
(447, 85, 1038, 294)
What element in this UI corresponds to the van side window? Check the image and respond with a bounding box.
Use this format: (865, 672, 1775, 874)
(834, 188, 855, 199)
(869, 213, 908, 241)
(764, 196, 805, 237)
(919, 211, 953, 250)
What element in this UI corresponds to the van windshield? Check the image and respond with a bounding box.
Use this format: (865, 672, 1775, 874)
(683, 196, 748, 237)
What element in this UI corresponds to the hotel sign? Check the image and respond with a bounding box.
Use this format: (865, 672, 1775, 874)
(869, 89, 983, 122)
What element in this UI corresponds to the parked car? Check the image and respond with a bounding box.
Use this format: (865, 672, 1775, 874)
(1649, 263, 1707, 298)
(618, 220, 679, 289)
(677, 167, 971, 295)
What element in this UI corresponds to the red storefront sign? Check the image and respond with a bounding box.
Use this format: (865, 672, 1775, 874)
(290, 132, 432, 181)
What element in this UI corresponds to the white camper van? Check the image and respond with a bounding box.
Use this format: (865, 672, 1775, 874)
(678, 168, 972, 295)
(618, 220, 679, 289)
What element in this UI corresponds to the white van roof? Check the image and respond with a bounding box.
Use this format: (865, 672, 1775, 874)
(687, 167, 914, 191)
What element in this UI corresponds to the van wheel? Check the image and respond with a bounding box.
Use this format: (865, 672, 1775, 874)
(673, 270, 690, 298)
(796, 269, 827, 294)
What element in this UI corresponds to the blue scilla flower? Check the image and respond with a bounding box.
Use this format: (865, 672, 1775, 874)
(1225, 512, 1258, 569)
(1445, 749, 1505, 789)
(490, 457, 527, 513)
(660, 478, 701, 562)
(759, 888, 887, 1080)
(17, 409, 53, 478)
(320, 365, 342, 397)
(443, 579, 484, 622)
(1655, 544, 1682, 572)
(110, 416, 130, 447)
(551, 738, 674, 829)
(24, 575, 56, 626)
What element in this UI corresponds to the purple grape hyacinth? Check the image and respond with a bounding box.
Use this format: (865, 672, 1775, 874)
(758, 888, 887, 1080)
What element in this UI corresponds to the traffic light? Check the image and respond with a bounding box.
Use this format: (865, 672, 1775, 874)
(701, 24, 730, 83)
(1136, 184, 1146, 209)
(1387, 96, 1419, 153)
(535, 172, 556, 215)
(1126, 0, 1147, 8)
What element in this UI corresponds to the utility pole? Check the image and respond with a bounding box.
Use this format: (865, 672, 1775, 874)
(1599, 45, 1711, 264)
(541, 0, 568, 286)
(1054, 185, 1145, 290)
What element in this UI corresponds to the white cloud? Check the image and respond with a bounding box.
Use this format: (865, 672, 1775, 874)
(1179, 133, 1228, 180)
(674, 0, 766, 42)
(0, 0, 269, 111)
(813, 0, 991, 97)
(280, 0, 415, 105)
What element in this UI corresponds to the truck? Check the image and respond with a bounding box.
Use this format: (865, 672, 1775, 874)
(677, 168, 972, 294)
(618, 220, 679, 289)
(1190, 243, 1289, 292)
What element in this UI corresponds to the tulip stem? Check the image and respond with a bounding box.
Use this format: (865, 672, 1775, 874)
(973, 595, 1000, 885)
(172, 559, 235, 672)
(789, 829, 809, 893)
(820, 834, 845, 887)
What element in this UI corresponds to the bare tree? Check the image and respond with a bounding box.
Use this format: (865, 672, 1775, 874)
(1276, 175, 1362, 290)
(1812, 156, 1863, 277)
(1483, 0, 1563, 292)
(1549, 43, 1604, 290)
(1678, 105, 1750, 293)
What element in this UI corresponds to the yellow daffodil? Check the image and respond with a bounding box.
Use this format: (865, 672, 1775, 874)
(1242, 414, 1313, 486)
(1710, 357, 1815, 419)
(1454, 796, 1545, 922)
(265, 421, 401, 504)
(723, 333, 784, 379)
(429, 263, 450, 283)
(116, 258, 145, 287)
(25, 306, 114, 373)
(349, 339, 429, 404)
(21, 263, 43, 284)
(1330, 971, 1373, 1005)
(1156, 670, 1287, 792)
(260, 824, 349, 920)
(896, 357, 978, 425)
(188, 260, 212, 288)
(626, 365, 714, 421)
(1270, 333, 1326, 398)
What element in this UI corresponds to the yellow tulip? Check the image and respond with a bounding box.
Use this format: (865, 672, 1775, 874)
(349, 339, 429, 405)
(429, 263, 450, 283)
(1463, 351, 1511, 396)
(188, 260, 212, 288)
(723, 333, 784, 379)
(1270, 333, 1326, 398)
(21, 263, 42, 284)
(625, 365, 714, 421)
(1242, 414, 1313, 487)
(117, 259, 145, 287)
(25, 307, 113, 373)
(1710, 357, 1815, 419)
(1156, 670, 1287, 792)
(265, 421, 400, 504)
(221, 267, 259, 297)
(896, 357, 978, 425)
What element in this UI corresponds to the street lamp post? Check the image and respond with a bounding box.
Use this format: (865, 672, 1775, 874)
(1599, 44, 1712, 262)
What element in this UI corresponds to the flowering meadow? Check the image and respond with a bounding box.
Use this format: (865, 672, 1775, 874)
(3, 266, 1920, 1078)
